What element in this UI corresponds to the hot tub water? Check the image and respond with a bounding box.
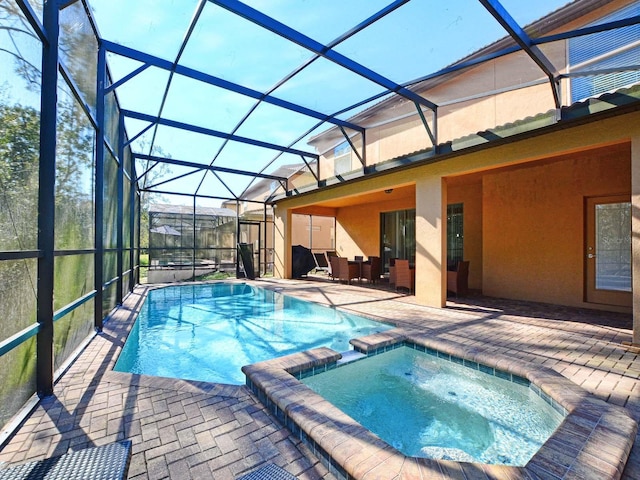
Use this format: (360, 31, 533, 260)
(302, 346, 564, 466)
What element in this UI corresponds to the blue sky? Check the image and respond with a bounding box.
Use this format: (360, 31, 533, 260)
(87, 0, 573, 204)
(2, 0, 575, 206)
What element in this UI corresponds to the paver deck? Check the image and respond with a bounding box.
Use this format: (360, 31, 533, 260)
(0, 278, 638, 479)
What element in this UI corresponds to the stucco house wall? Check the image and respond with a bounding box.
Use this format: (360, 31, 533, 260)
(273, 0, 640, 332)
(309, 1, 634, 176)
(482, 143, 631, 307)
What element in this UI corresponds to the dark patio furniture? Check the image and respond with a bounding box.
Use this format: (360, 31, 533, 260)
(394, 259, 415, 293)
(237, 463, 298, 480)
(0, 440, 132, 480)
(291, 245, 316, 278)
(361, 256, 381, 284)
(336, 257, 360, 284)
(326, 251, 339, 278)
(447, 260, 470, 296)
(388, 257, 397, 286)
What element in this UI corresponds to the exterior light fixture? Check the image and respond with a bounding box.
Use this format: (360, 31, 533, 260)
(384, 189, 393, 194)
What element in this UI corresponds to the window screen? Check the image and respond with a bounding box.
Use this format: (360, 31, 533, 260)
(569, 2, 640, 102)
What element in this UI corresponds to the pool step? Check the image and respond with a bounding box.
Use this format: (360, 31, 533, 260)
(337, 350, 366, 365)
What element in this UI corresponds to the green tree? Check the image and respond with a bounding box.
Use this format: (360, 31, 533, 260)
(0, 1, 97, 428)
(0, 96, 40, 251)
(0, 96, 40, 429)
(0, 2, 41, 93)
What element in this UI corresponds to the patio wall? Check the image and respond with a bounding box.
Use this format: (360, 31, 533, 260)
(482, 143, 630, 308)
(444, 143, 632, 305)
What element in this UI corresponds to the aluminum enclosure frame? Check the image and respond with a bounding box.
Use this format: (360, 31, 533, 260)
(2, 0, 640, 411)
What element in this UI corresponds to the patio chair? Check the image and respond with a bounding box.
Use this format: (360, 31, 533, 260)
(325, 251, 339, 277)
(313, 252, 329, 273)
(394, 259, 414, 293)
(337, 257, 359, 284)
(447, 260, 470, 296)
(361, 256, 381, 284)
(329, 255, 340, 281)
(388, 257, 397, 287)
(0, 440, 132, 480)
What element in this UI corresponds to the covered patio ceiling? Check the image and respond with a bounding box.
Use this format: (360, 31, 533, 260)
(291, 184, 416, 212)
(86, 0, 640, 205)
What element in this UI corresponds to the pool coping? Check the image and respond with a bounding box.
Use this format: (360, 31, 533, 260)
(242, 328, 638, 480)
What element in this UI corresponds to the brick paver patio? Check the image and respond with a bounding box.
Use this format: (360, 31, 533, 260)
(0, 278, 638, 479)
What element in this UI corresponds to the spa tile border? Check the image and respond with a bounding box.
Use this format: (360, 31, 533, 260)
(242, 327, 637, 480)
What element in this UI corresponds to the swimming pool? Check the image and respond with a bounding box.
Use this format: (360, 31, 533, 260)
(114, 282, 392, 384)
(301, 345, 564, 466)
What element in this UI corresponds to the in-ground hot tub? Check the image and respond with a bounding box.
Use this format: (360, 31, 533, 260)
(243, 328, 637, 480)
(300, 344, 564, 466)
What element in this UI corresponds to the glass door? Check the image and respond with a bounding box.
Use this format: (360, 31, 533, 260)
(380, 209, 415, 273)
(585, 195, 631, 307)
(447, 203, 464, 269)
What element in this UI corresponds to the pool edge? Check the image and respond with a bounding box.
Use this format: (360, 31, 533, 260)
(242, 328, 637, 480)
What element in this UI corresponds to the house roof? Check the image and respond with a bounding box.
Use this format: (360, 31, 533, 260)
(149, 204, 237, 217)
(241, 163, 310, 200)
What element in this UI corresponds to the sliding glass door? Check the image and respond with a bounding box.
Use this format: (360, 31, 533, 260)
(380, 209, 415, 273)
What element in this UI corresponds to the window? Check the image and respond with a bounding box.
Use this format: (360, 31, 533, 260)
(447, 203, 463, 268)
(569, 2, 640, 102)
(333, 141, 352, 176)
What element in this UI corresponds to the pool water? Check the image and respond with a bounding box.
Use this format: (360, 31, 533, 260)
(301, 346, 564, 466)
(114, 283, 391, 384)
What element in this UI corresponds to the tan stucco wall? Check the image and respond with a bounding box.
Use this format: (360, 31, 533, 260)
(335, 205, 381, 260)
(482, 144, 631, 307)
(311, 38, 566, 172)
(416, 176, 445, 306)
(273, 207, 290, 279)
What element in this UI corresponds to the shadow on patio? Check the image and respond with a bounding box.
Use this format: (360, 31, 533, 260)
(0, 279, 638, 479)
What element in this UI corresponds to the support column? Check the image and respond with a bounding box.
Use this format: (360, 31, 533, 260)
(273, 205, 291, 279)
(94, 45, 106, 331)
(415, 175, 446, 307)
(632, 135, 640, 344)
(36, 0, 60, 398)
(116, 126, 124, 305)
(129, 185, 137, 292)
